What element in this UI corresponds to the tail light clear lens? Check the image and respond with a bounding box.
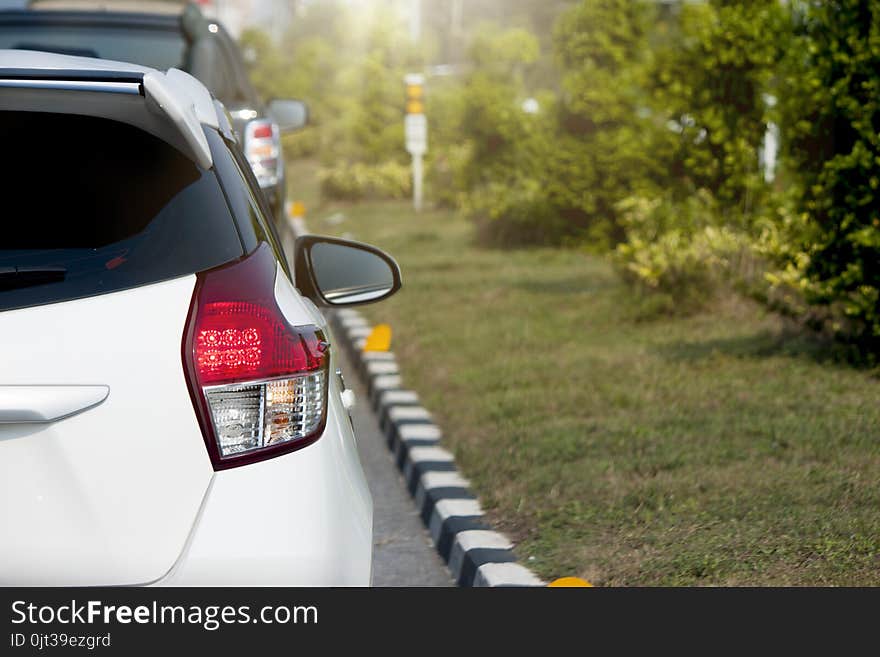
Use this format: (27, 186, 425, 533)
(206, 372, 326, 457)
(183, 244, 329, 469)
(244, 119, 280, 188)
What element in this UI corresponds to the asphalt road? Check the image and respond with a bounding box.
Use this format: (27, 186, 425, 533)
(337, 348, 453, 587)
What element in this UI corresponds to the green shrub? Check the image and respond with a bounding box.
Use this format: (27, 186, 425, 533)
(450, 26, 567, 245)
(241, 4, 418, 173)
(614, 191, 753, 314)
(647, 0, 788, 209)
(428, 141, 471, 209)
(776, 0, 880, 357)
(458, 26, 541, 190)
(610, 1, 796, 316)
(468, 178, 570, 247)
(460, 3, 669, 247)
(756, 200, 880, 361)
(545, 0, 670, 247)
(281, 127, 321, 159)
(424, 73, 469, 208)
(340, 47, 409, 166)
(318, 161, 412, 201)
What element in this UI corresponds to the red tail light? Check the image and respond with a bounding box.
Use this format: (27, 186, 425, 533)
(244, 119, 280, 188)
(182, 244, 329, 470)
(249, 123, 274, 140)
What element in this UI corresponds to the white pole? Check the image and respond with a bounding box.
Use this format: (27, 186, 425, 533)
(451, 0, 463, 37)
(410, 0, 422, 43)
(412, 153, 423, 212)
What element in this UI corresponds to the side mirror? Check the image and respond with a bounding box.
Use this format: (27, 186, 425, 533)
(267, 99, 309, 132)
(294, 235, 401, 307)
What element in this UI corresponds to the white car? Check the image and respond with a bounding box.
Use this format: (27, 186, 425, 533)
(0, 50, 400, 585)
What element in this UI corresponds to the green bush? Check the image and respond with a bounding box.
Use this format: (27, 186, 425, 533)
(545, 0, 671, 247)
(338, 45, 409, 167)
(776, 0, 880, 357)
(458, 26, 541, 189)
(449, 26, 565, 245)
(427, 140, 471, 209)
(613, 0, 880, 350)
(460, 3, 669, 247)
(241, 4, 424, 203)
(647, 0, 788, 209)
(318, 161, 412, 201)
(281, 127, 321, 159)
(424, 73, 470, 208)
(455, 1, 790, 251)
(614, 191, 753, 314)
(242, 0, 880, 358)
(467, 177, 571, 247)
(610, 0, 795, 315)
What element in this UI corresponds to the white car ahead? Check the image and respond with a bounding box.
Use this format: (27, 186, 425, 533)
(0, 50, 400, 586)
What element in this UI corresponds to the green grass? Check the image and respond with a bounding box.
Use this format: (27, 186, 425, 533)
(288, 161, 880, 585)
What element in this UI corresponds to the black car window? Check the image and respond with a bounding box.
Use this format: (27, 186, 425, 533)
(0, 112, 242, 313)
(212, 35, 247, 104)
(207, 130, 290, 277)
(0, 25, 187, 70)
(216, 25, 260, 107)
(188, 32, 233, 101)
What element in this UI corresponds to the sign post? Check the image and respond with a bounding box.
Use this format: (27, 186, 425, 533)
(405, 74, 427, 212)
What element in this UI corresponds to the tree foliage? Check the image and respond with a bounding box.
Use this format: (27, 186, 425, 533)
(244, 0, 880, 357)
(648, 0, 788, 209)
(458, 1, 665, 247)
(777, 0, 880, 352)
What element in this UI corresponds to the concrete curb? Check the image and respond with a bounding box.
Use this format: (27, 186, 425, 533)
(330, 308, 545, 588)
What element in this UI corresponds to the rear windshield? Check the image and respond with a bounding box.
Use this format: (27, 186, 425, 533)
(0, 111, 242, 312)
(0, 25, 187, 70)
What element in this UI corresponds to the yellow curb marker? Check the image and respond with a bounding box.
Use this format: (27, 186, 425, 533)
(290, 201, 306, 218)
(548, 577, 593, 587)
(363, 324, 392, 352)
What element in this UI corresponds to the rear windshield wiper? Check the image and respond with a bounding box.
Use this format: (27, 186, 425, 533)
(0, 266, 67, 291)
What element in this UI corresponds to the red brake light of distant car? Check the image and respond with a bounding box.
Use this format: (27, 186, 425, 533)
(250, 123, 273, 140)
(182, 243, 329, 470)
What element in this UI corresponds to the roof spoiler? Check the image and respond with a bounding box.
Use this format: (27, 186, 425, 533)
(0, 66, 215, 169)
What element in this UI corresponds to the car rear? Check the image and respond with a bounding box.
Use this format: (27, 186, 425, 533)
(0, 52, 371, 586)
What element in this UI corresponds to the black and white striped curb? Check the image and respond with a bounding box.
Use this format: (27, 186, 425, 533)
(329, 308, 545, 587)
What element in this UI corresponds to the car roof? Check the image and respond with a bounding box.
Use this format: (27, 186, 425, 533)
(0, 3, 261, 111)
(0, 3, 199, 32)
(26, 0, 186, 15)
(0, 48, 220, 168)
(0, 10, 179, 28)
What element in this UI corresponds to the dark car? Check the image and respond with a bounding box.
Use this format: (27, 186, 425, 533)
(0, 0, 306, 219)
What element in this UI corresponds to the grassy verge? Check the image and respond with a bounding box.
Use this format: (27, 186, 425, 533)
(288, 160, 880, 585)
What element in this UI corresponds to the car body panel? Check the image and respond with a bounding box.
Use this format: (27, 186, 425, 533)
(158, 265, 372, 586)
(156, 361, 373, 586)
(153, 266, 372, 586)
(0, 276, 213, 585)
